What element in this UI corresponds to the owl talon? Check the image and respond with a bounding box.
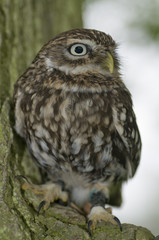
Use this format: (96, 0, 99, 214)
(38, 200, 46, 215)
(17, 177, 68, 211)
(88, 220, 93, 235)
(15, 175, 30, 183)
(114, 216, 122, 231)
(88, 205, 122, 233)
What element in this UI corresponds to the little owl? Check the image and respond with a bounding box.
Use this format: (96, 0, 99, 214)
(14, 29, 141, 233)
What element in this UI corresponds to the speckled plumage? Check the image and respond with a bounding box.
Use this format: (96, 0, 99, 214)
(14, 29, 141, 212)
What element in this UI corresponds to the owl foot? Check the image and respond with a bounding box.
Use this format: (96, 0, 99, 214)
(88, 189, 122, 234)
(16, 175, 68, 213)
(88, 206, 122, 234)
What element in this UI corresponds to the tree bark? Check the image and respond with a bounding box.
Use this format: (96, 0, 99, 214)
(0, 0, 155, 239)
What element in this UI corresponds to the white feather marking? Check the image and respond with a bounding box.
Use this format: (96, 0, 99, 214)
(45, 58, 54, 71)
(34, 124, 50, 139)
(58, 63, 110, 76)
(14, 90, 25, 138)
(120, 112, 126, 121)
(135, 131, 139, 143)
(71, 138, 82, 154)
(92, 135, 103, 147)
(39, 140, 49, 152)
(126, 157, 133, 178)
(99, 143, 112, 166)
(112, 106, 129, 149)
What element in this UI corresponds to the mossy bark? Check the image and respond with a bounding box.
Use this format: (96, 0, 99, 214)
(0, 0, 155, 239)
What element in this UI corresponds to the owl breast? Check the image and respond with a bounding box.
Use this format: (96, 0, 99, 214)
(23, 86, 123, 181)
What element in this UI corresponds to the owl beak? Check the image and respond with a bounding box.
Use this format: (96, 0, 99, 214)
(103, 52, 114, 73)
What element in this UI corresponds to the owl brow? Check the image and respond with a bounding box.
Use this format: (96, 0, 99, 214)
(67, 42, 89, 51)
(67, 39, 97, 50)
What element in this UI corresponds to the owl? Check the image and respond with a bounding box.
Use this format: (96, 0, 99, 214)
(14, 29, 141, 233)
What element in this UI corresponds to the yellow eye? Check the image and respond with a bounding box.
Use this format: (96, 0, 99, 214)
(69, 44, 87, 56)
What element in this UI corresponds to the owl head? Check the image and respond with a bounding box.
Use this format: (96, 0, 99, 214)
(38, 29, 120, 76)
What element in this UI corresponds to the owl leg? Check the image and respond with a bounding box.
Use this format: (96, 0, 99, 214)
(88, 189, 122, 234)
(17, 176, 68, 212)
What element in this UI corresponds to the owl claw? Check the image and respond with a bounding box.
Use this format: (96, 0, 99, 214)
(113, 216, 122, 231)
(17, 176, 69, 212)
(15, 175, 30, 183)
(87, 205, 122, 234)
(38, 200, 46, 215)
(88, 220, 93, 236)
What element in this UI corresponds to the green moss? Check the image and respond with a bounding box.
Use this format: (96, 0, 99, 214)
(44, 204, 86, 227)
(136, 227, 155, 240)
(46, 222, 90, 240)
(89, 223, 155, 240)
(0, 99, 31, 239)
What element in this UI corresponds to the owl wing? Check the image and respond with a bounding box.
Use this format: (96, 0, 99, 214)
(112, 87, 141, 178)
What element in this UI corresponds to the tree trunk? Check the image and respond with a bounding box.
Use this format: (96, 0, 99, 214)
(0, 0, 155, 239)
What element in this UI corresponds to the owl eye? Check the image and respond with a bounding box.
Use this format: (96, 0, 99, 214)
(69, 44, 87, 56)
